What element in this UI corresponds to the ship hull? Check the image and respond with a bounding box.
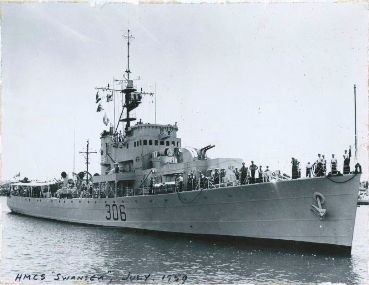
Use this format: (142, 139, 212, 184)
(7, 174, 360, 251)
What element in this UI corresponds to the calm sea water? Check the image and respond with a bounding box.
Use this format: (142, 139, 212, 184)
(0, 196, 368, 284)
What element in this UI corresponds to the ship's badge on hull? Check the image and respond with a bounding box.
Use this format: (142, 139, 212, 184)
(311, 192, 327, 220)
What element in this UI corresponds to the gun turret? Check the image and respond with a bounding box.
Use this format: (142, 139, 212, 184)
(198, 145, 215, 160)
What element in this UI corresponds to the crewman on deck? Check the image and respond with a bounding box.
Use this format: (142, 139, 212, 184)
(187, 172, 194, 191)
(315, 154, 324, 177)
(291, 158, 298, 179)
(220, 169, 226, 184)
(306, 162, 312, 177)
(258, 166, 263, 183)
(249, 161, 258, 184)
(178, 175, 183, 191)
(240, 163, 248, 185)
(322, 155, 327, 175)
(264, 166, 271, 182)
(214, 169, 220, 185)
(343, 147, 351, 174)
(296, 159, 301, 178)
(331, 154, 337, 174)
(234, 168, 240, 182)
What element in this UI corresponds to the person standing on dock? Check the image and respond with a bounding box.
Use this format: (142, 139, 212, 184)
(249, 161, 258, 184)
(306, 162, 312, 177)
(331, 154, 337, 174)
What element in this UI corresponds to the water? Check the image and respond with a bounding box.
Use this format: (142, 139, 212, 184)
(0, 196, 368, 284)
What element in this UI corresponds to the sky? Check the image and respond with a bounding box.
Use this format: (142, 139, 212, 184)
(1, 2, 368, 180)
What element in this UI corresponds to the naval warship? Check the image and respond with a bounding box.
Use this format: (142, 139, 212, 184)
(7, 30, 361, 253)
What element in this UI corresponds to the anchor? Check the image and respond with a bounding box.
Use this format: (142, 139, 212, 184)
(311, 192, 327, 220)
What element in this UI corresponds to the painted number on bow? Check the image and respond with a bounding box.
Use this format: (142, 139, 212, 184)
(105, 204, 126, 221)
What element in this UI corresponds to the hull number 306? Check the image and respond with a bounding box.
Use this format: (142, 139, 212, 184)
(105, 204, 126, 221)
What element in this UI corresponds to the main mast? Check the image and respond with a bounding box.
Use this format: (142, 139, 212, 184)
(95, 30, 153, 137)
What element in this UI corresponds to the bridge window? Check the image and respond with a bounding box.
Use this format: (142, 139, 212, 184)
(160, 141, 164, 146)
(149, 140, 152, 145)
(155, 140, 158, 146)
(177, 142, 180, 147)
(134, 142, 136, 147)
(166, 141, 169, 146)
(143, 140, 147, 145)
(172, 141, 175, 146)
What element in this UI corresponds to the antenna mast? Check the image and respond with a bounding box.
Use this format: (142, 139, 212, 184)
(354, 84, 357, 161)
(73, 129, 76, 175)
(79, 140, 97, 185)
(125, 29, 134, 80)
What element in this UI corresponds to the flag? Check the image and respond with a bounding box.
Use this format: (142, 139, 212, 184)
(96, 92, 101, 103)
(13, 172, 20, 178)
(103, 113, 110, 126)
(97, 103, 103, 112)
(107, 93, 113, 102)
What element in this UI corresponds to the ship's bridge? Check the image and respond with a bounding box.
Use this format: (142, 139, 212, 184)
(99, 122, 182, 176)
(127, 122, 180, 148)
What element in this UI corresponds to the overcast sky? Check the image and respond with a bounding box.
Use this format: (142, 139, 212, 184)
(2, 2, 368, 180)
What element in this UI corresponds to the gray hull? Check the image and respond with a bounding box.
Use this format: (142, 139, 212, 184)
(7, 174, 360, 249)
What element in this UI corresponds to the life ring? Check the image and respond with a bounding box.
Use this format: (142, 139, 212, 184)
(313, 192, 325, 204)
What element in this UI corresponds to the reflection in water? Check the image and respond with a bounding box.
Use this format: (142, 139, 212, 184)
(1, 197, 367, 284)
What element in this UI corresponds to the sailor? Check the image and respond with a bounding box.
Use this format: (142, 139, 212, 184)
(240, 163, 248, 185)
(249, 161, 258, 184)
(264, 166, 271, 182)
(343, 147, 351, 174)
(258, 166, 263, 183)
(234, 168, 240, 181)
(297, 160, 301, 178)
(214, 169, 220, 185)
(187, 173, 193, 191)
(306, 162, 312, 177)
(220, 169, 226, 183)
(355, 163, 362, 174)
(291, 158, 298, 179)
(331, 154, 337, 174)
(200, 173, 206, 189)
(315, 154, 323, 177)
(322, 155, 327, 175)
(177, 175, 183, 192)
